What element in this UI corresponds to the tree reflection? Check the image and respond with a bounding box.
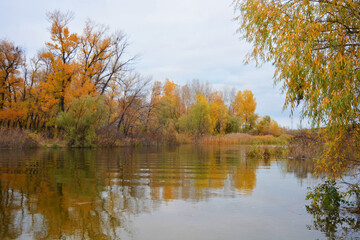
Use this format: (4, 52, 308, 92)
(306, 208, 360, 239)
(0, 146, 294, 239)
(306, 180, 360, 239)
(279, 157, 315, 183)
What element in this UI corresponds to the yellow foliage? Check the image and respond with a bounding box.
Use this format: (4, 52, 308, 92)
(232, 90, 257, 129)
(235, 0, 360, 177)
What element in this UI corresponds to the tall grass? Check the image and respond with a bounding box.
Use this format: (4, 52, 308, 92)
(201, 133, 291, 145)
(246, 145, 288, 159)
(0, 127, 291, 149)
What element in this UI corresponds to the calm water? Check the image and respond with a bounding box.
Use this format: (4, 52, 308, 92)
(0, 145, 341, 239)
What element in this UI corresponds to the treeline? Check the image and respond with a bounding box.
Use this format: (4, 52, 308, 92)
(0, 11, 283, 147)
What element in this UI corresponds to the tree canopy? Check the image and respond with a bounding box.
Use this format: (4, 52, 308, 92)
(234, 0, 360, 176)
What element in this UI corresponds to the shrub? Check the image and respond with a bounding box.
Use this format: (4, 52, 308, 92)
(0, 127, 39, 148)
(246, 146, 263, 158)
(246, 146, 287, 159)
(288, 129, 322, 159)
(56, 96, 107, 147)
(225, 116, 240, 133)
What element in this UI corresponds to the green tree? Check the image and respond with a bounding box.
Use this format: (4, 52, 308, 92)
(225, 116, 241, 133)
(56, 96, 106, 147)
(234, 0, 360, 176)
(188, 94, 213, 136)
(256, 115, 271, 135)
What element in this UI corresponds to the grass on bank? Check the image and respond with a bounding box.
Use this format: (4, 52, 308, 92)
(0, 128, 39, 148)
(0, 127, 291, 149)
(246, 145, 288, 159)
(200, 133, 291, 146)
(0, 127, 67, 149)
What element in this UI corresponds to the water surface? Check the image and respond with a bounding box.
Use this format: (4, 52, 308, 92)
(0, 145, 328, 239)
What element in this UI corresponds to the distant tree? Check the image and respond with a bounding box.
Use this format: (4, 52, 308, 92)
(180, 84, 191, 113)
(256, 115, 282, 136)
(188, 79, 212, 103)
(159, 79, 181, 127)
(115, 73, 150, 137)
(256, 115, 271, 135)
(143, 81, 162, 133)
(79, 21, 135, 95)
(187, 94, 213, 135)
(209, 91, 228, 134)
(225, 116, 241, 133)
(231, 90, 257, 131)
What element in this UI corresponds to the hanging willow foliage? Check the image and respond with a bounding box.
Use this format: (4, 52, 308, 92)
(234, 0, 360, 177)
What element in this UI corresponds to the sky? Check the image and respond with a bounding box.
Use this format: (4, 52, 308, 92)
(0, 0, 307, 128)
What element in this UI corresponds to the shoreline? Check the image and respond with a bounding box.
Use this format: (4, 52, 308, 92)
(0, 128, 291, 149)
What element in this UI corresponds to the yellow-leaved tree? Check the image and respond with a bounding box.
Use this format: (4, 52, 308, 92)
(210, 91, 228, 134)
(190, 93, 213, 135)
(232, 90, 257, 131)
(234, 0, 360, 177)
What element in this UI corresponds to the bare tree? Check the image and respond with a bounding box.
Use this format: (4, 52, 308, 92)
(79, 21, 137, 95)
(115, 73, 151, 137)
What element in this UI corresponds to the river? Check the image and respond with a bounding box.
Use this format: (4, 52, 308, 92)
(0, 145, 331, 239)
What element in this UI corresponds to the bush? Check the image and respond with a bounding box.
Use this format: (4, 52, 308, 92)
(56, 96, 107, 147)
(246, 146, 264, 158)
(246, 146, 288, 159)
(225, 116, 240, 133)
(0, 127, 39, 148)
(287, 129, 322, 159)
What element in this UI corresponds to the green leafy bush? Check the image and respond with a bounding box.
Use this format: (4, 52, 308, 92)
(305, 180, 360, 238)
(225, 116, 240, 133)
(56, 96, 106, 147)
(306, 180, 344, 216)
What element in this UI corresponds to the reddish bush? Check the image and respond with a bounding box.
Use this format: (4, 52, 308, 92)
(0, 128, 39, 148)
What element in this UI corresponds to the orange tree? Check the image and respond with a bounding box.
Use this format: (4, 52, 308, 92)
(0, 40, 26, 124)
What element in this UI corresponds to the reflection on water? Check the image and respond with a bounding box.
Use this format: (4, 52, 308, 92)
(0, 145, 342, 239)
(306, 199, 360, 239)
(278, 157, 316, 183)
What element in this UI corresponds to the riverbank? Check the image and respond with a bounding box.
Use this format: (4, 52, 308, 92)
(0, 128, 66, 149)
(0, 127, 292, 149)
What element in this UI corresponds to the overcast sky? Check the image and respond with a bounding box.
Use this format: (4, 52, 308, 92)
(0, 0, 306, 128)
